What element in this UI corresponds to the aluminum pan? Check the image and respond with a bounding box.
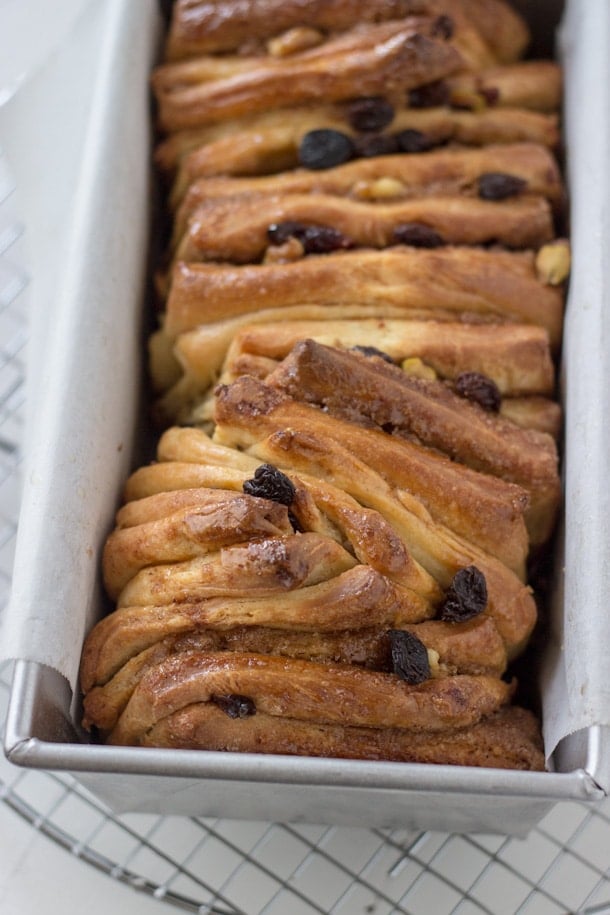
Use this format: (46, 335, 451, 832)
(5, 662, 603, 834)
(4, 0, 610, 833)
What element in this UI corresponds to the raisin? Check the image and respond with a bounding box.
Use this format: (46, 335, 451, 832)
(347, 96, 395, 133)
(268, 221, 308, 245)
(395, 129, 436, 154)
(388, 630, 430, 684)
(431, 14, 454, 40)
(481, 86, 500, 106)
(212, 694, 256, 719)
(439, 566, 488, 622)
(478, 172, 527, 200)
(393, 223, 444, 248)
(455, 372, 502, 412)
(352, 133, 400, 158)
(351, 345, 395, 364)
(408, 80, 450, 109)
(268, 222, 352, 254)
(243, 464, 296, 505)
(300, 226, 353, 254)
(298, 129, 355, 170)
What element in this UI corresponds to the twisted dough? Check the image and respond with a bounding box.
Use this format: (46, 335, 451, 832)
(108, 651, 514, 744)
(165, 247, 564, 346)
(155, 20, 462, 130)
(164, 0, 528, 63)
(175, 194, 554, 266)
(213, 375, 530, 574)
(151, 316, 556, 427)
(82, 615, 508, 733)
(267, 340, 560, 545)
(173, 142, 562, 236)
(103, 489, 293, 599)
(120, 464, 441, 606)
(140, 703, 545, 770)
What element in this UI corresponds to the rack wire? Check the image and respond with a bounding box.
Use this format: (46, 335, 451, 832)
(2, 148, 610, 915)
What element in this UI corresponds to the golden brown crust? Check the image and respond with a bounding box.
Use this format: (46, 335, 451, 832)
(81, 563, 429, 693)
(457, 0, 529, 63)
(268, 340, 560, 544)
(102, 489, 293, 599)
(173, 142, 563, 238)
(168, 96, 561, 205)
(165, 0, 435, 58)
(449, 61, 561, 112)
(224, 319, 555, 395)
(213, 375, 530, 573)
(128, 437, 442, 604)
(404, 617, 507, 677)
(114, 532, 356, 605)
(175, 193, 554, 266)
(154, 21, 462, 130)
(82, 615, 508, 734)
(108, 651, 514, 745)
(200, 358, 559, 443)
(501, 395, 562, 439)
(158, 16, 488, 91)
(141, 424, 536, 659)
(165, 247, 564, 347)
(164, 0, 528, 64)
(208, 384, 537, 656)
(157, 107, 559, 178)
(216, 349, 560, 440)
(153, 317, 555, 424)
(141, 703, 545, 770)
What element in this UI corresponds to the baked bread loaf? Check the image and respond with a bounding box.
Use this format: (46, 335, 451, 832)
(79, 0, 569, 771)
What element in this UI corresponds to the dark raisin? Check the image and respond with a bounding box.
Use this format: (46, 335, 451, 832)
(352, 133, 400, 158)
(395, 129, 436, 154)
(347, 96, 395, 133)
(408, 80, 450, 109)
(439, 566, 488, 622)
(268, 221, 308, 246)
(393, 223, 445, 248)
(431, 14, 454, 40)
(298, 129, 355, 170)
(478, 172, 527, 200)
(481, 86, 500, 106)
(268, 222, 352, 254)
(388, 630, 430, 684)
(455, 372, 502, 412)
(243, 464, 296, 505)
(212, 694, 257, 719)
(300, 226, 353, 254)
(351, 345, 395, 364)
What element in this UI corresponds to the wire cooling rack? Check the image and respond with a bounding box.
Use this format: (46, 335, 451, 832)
(2, 151, 610, 915)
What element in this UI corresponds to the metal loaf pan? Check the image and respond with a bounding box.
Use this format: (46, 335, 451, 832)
(5, 0, 610, 835)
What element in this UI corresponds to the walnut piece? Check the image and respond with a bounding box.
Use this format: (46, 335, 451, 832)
(535, 239, 571, 285)
(267, 26, 324, 57)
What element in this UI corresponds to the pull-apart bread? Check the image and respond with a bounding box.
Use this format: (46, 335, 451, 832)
(80, 0, 573, 771)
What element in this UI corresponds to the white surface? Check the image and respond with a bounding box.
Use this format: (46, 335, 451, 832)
(0, 0, 92, 106)
(0, 0, 101, 438)
(0, 793, 173, 914)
